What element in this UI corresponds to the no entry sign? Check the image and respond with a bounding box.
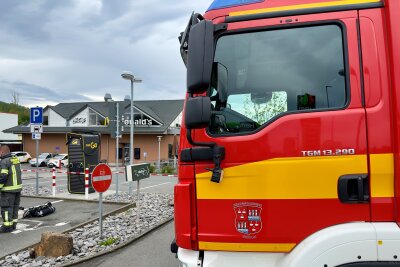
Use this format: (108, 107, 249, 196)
(91, 163, 112, 193)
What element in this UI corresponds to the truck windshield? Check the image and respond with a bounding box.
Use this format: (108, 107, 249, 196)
(209, 24, 347, 135)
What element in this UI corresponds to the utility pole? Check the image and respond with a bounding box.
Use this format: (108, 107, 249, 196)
(115, 102, 119, 197)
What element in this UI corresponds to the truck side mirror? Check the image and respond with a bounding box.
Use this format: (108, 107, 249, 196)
(185, 96, 212, 129)
(187, 19, 214, 94)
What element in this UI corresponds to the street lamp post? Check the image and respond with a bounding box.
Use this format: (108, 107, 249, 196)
(121, 71, 142, 197)
(115, 102, 120, 197)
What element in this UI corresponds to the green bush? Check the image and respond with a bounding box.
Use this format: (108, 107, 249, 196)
(162, 165, 175, 174)
(99, 237, 119, 246)
(149, 164, 157, 173)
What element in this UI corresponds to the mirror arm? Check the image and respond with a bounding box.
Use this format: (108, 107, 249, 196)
(186, 128, 215, 148)
(187, 129, 225, 183)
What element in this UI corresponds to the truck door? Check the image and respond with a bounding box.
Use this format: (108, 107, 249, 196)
(194, 11, 370, 252)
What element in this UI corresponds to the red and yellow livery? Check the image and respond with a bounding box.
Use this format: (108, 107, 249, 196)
(174, 0, 400, 266)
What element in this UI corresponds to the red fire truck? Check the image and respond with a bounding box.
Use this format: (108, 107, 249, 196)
(173, 0, 400, 266)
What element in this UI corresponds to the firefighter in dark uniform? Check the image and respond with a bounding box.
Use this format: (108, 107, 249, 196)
(0, 145, 22, 233)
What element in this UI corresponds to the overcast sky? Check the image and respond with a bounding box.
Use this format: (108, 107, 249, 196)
(0, 0, 210, 107)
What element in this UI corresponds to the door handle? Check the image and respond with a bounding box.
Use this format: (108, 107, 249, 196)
(338, 174, 369, 203)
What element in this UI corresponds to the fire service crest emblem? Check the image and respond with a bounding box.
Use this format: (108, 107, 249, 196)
(234, 202, 262, 235)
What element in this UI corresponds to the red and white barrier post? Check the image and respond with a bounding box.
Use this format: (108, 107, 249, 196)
(52, 167, 56, 196)
(85, 168, 89, 200)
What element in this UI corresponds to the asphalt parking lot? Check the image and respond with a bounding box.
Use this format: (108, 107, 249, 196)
(20, 164, 177, 196)
(0, 197, 125, 258)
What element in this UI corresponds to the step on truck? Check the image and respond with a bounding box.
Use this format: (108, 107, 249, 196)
(173, 0, 400, 266)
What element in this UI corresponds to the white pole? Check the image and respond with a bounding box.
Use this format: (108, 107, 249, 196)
(52, 167, 56, 197)
(129, 80, 134, 196)
(157, 136, 162, 171)
(85, 168, 89, 200)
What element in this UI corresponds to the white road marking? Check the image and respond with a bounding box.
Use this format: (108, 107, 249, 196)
(12, 220, 70, 234)
(51, 200, 64, 204)
(131, 182, 172, 192)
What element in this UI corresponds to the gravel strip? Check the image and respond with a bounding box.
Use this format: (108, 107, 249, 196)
(22, 185, 66, 197)
(105, 192, 145, 203)
(0, 193, 173, 267)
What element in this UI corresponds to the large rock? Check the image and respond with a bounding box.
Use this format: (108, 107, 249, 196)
(35, 232, 73, 258)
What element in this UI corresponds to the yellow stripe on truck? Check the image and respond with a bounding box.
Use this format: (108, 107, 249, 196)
(196, 155, 368, 200)
(370, 153, 394, 197)
(199, 241, 296, 252)
(229, 0, 381, 17)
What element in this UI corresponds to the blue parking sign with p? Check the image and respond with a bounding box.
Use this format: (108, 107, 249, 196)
(30, 107, 43, 124)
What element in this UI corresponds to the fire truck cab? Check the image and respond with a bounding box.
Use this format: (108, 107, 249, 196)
(174, 0, 400, 266)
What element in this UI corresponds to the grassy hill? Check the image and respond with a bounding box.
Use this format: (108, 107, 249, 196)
(0, 101, 29, 125)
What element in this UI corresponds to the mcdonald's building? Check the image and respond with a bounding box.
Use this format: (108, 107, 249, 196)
(4, 99, 183, 164)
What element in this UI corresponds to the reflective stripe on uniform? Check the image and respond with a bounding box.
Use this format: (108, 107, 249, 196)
(0, 184, 3, 188)
(10, 158, 19, 164)
(4, 211, 8, 222)
(3, 221, 13, 226)
(11, 165, 17, 188)
(0, 169, 8, 174)
(2, 184, 22, 191)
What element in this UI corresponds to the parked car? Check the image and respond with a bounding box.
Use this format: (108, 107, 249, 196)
(47, 154, 68, 168)
(29, 153, 56, 167)
(11, 151, 32, 163)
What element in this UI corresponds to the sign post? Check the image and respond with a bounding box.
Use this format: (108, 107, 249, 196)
(35, 138, 39, 195)
(125, 163, 150, 224)
(30, 107, 43, 196)
(91, 163, 112, 239)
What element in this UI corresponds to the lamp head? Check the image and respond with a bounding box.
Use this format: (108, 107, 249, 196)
(121, 71, 134, 81)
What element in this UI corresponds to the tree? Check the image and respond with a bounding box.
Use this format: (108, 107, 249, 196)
(244, 92, 287, 125)
(0, 101, 29, 125)
(11, 91, 20, 105)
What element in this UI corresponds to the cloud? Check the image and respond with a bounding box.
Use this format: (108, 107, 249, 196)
(0, 0, 210, 106)
(0, 79, 91, 106)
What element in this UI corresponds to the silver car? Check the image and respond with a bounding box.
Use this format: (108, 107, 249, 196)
(29, 153, 56, 167)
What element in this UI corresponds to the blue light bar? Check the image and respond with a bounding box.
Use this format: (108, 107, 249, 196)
(207, 0, 265, 11)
